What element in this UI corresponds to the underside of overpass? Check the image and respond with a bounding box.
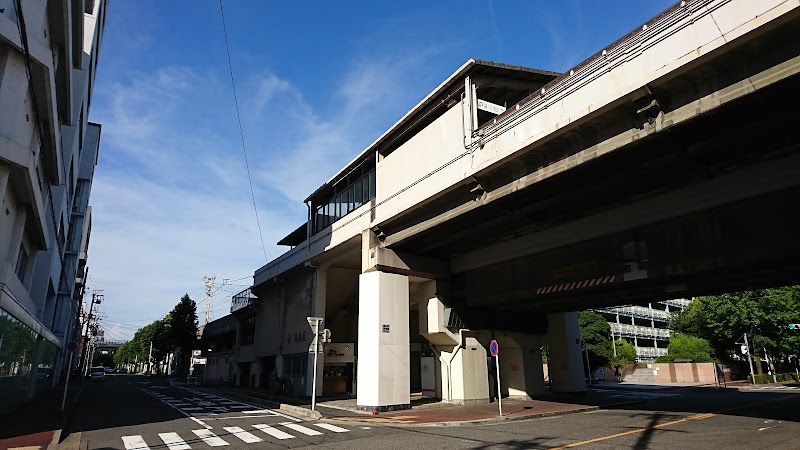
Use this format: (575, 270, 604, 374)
(376, 14, 800, 333)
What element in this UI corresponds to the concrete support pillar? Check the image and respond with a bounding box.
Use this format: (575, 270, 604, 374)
(356, 271, 410, 411)
(546, 312, 586, 393)
(490, 334, 546, 399)
(440, 337, 489, 405)
(306, 268, 327, 397)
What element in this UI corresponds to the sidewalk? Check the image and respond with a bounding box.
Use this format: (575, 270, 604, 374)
(0, 381, 82, 450)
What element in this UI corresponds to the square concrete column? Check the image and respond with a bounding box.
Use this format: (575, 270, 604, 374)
(356, 271, 410, 411)
(546, 312, 586, 393)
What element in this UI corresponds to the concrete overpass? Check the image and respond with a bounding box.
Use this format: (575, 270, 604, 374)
(244, 0, 800, 412)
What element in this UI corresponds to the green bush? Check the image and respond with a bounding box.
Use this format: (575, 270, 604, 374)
(660, 333, 714, 363)
(746, 373, 799, 384)
(747, 374, 774, 384)
(610, 339, 637, 366)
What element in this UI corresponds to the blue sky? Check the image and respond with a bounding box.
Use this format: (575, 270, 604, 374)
(87, 0, 674, 340)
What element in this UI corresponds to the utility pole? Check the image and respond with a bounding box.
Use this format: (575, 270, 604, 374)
(80, 291, 102, 376)
(203, 276, 215, 325)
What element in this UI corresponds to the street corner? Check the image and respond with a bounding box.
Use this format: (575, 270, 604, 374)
(0, 430, 56, 450)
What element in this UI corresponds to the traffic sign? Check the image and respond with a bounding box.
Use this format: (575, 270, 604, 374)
(789, 324, 800, 330)
(66, 341, 78, 352)
(489, 340, 499, 356)
(741, 344, 748, 355)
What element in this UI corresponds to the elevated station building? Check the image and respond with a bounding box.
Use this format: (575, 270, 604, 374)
(233, 0, 800, 412)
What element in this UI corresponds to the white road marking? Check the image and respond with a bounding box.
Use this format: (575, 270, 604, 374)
(313, 423, 350, 433)
(222, 427, 263, 443)
(759, 426, 774, 431)
(158, 432, 191, 450)
(243, 409, 273, 414)
(281, 422, 323, 436)
(253, 424, 295, 440)
(192, 429, 229, 447)
(122, 435, 150, 450)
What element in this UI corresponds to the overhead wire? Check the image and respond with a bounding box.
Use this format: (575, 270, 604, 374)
(217, 0, 268, 263)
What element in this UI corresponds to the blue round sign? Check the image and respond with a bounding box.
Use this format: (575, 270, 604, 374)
(489, 340, 499, 356)
(66, 341, 78, 352)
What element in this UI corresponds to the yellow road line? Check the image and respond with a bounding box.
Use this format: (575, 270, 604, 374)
(548, 413, 715, 449)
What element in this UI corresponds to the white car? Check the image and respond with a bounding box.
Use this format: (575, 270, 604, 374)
(89, 366, 106, 381)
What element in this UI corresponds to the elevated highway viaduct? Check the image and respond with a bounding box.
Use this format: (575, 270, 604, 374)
(248, 0, 800, 412)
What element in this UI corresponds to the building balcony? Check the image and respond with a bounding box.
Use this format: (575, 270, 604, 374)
(610, 322, 670, 340)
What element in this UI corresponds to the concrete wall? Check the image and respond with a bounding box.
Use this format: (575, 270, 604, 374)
(653, 363, 717, 383)
(377, 105, 467, 219)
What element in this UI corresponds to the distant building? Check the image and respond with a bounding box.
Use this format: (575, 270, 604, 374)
(199, 314, 237, 385)
(594, 299, 692, 362)
(0, 0, 107, 412)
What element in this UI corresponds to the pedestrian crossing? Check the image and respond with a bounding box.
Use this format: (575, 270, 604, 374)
(122, 422, 351, 449)
(750, 384, 800, 391)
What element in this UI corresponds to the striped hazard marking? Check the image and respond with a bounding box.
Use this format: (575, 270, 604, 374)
(537, 275, 616, 295)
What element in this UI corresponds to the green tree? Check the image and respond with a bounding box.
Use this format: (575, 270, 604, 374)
(656, 333, 713, 363)
(613, 339, 637, 365)
(670, 286, 800, 363)
(166, 294, 198, 377)
(579, 311, 613, 370)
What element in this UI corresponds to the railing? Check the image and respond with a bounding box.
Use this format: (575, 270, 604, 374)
(636, 347, 668, 359)
(595, 305, 671, 322)
(660, 299, 692, 309)
(610, 322, 670, 339)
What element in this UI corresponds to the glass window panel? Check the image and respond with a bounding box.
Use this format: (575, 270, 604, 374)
(368, 170, 376, 200)
(334, 193, 343, 220)
(354, 178, 363, 208)
(347, 185, 355, 213)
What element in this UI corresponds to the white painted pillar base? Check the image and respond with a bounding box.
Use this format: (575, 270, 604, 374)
(547, 312, 586, 393)
(497, 333, 546, 398)
(356, 271, 410, 411)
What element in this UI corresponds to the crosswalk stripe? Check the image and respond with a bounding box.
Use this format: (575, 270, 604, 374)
(192, 429, 229, 447)
(313, 423, 350, 433)
(122, 435, 150, 450)
(253, 424, 295, 440)
(159, 432, 191, 450)
(222, 427, 262, 443)
(281, 422, 323, 436)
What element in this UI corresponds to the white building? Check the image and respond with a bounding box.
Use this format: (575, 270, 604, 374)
(0, 0, 107, 412)
(594, 299, 692, 362)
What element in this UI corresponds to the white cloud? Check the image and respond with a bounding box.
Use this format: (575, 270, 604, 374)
(88, 41, 447, 337)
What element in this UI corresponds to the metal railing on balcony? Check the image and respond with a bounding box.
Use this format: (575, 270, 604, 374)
(610, 322, 670, 340)
(595, 305, 672, 322)
(660, 298, 692, 309)
(636, 346, 668, 359)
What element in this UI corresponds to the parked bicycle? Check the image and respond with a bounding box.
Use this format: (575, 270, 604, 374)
(270, 376, 294, 396)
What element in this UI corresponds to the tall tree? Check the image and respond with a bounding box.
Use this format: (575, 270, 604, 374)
(670, 286, 800, 363)
(167, 294, 198, 377)
(579, 311, 613, 370)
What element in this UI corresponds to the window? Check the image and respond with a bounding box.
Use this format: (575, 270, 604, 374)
(310, 159, 377, 234)
(15, 244, 28, 283)
(241, 316, 255, 345)
(284, 354, 307, 377)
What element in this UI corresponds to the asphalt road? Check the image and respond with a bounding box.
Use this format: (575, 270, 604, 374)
(67, 376, 800, 449)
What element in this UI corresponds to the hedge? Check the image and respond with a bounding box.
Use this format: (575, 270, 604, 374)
(747, 373, 800, 384)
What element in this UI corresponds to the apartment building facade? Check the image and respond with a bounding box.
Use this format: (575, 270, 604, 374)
(0, 0, 107, 412)
(594, 299, 692, 362)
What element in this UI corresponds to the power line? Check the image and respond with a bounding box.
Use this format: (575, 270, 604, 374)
(218, 0, 268, 263)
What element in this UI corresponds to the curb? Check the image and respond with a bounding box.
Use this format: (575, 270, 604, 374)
(280, 404, 322, 420)
(417, 405, 602, 427)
